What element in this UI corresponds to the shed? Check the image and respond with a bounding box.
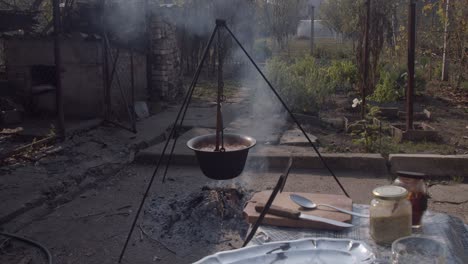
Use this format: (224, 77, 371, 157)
(3, 34, 147, 119)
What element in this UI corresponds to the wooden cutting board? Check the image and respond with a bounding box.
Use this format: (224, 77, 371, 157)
(243, 191, 353, 231)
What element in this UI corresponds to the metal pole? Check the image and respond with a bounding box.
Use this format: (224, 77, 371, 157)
(130, 50, 136, 133)
(215, 29, 222, 151)
(406, 0, 416, 130)
(53, 0, 65, 139)
(310, 5, 315, 55)
(361, 0, 371, 120)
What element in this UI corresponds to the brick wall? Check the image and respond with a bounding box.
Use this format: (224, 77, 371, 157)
(149, 16, 182, 101)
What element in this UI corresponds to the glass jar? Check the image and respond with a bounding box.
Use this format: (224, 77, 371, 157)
(393, 171, 428, 228)
(370, 186, 412, 245)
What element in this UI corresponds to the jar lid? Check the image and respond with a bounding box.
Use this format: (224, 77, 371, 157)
(372, 185, 408, 200)
(396, 171, 426, 179)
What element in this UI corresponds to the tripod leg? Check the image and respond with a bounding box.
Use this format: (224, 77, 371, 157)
(223, 25, 349, 198)
(118, 25, 219, 263)
(161, 27, 220, 183)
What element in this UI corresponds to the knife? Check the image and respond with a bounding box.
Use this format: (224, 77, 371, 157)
(255, 203, 354, 228)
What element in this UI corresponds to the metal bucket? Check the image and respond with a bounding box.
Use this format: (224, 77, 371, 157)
(187, 133, 256, 180)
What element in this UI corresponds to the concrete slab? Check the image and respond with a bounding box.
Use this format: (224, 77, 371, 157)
(137, 141, 388, 174)
(182, 88, 253, 129)
(279, 128, 318, 146)
(126, 106, 178, 149)
(224, 114, 287, 144)
(136, 127, 214, 165)
(429, 184, 468, 204)
(389, 154, 468, 177)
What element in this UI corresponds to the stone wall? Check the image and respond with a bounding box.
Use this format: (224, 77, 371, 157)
(149, 16, 182, 101)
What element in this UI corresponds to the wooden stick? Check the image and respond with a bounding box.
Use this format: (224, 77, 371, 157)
(0, 136, 56, 161)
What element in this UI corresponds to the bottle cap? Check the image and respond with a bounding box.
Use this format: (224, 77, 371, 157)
(396, 171, 426, 179)
(373, 185, 408, 200)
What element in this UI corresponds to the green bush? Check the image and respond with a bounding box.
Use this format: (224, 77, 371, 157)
(369, 63, 427, 103)
(368, 71, 400, 103)
(434, 65, 442, 81)
(326, 60, 358, 91)
(394, 65, 426, 95)
(267, 56, 333, 114)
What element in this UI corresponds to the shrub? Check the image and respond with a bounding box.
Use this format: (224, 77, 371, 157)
(394, 65, 426, 95)
(267, 56, 333, 114)
(326, 60, 358, 91)
(368, 71, 400, 103)
(369, 63, 427, 103)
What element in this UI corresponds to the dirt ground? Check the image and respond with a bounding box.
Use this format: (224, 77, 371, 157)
(0, 164, 391, 264)
(316, 82, 468, 156)
(1, 163, 465, 264)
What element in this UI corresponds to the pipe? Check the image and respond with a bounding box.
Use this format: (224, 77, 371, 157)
(0, 232, 53, 264)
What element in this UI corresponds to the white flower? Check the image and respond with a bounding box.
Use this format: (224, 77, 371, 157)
(352, 98, 362, 108)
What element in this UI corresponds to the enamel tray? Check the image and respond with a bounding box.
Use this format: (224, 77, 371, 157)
(194, 238, 375, 264)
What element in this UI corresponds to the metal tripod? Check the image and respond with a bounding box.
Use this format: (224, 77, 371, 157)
(118, 19, 349, 263)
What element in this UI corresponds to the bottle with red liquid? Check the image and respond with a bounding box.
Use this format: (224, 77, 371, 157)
(393, 171, 428, 228)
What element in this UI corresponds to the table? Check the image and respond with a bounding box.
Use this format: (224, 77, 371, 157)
(248, 204, 468, 263)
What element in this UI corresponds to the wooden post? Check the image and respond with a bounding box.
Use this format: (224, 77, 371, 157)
(53, 0, 65, 139)
(441, 0, 450, 81)
(101, 0, 111, 120)
(310, 5, 315, 55)
(145, 0, 153, 101)
(361, 0, 371, 119)
(406, 0, 416, 131)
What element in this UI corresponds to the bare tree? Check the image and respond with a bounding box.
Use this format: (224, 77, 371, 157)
(259, 0, 303, 49)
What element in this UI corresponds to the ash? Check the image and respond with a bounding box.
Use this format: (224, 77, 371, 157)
(142, 184, 252, 256)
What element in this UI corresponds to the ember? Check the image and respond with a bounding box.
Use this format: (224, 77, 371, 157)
(143, 186, 252, 256)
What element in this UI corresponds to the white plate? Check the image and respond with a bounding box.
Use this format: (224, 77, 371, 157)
(194, 238, 375, 264)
